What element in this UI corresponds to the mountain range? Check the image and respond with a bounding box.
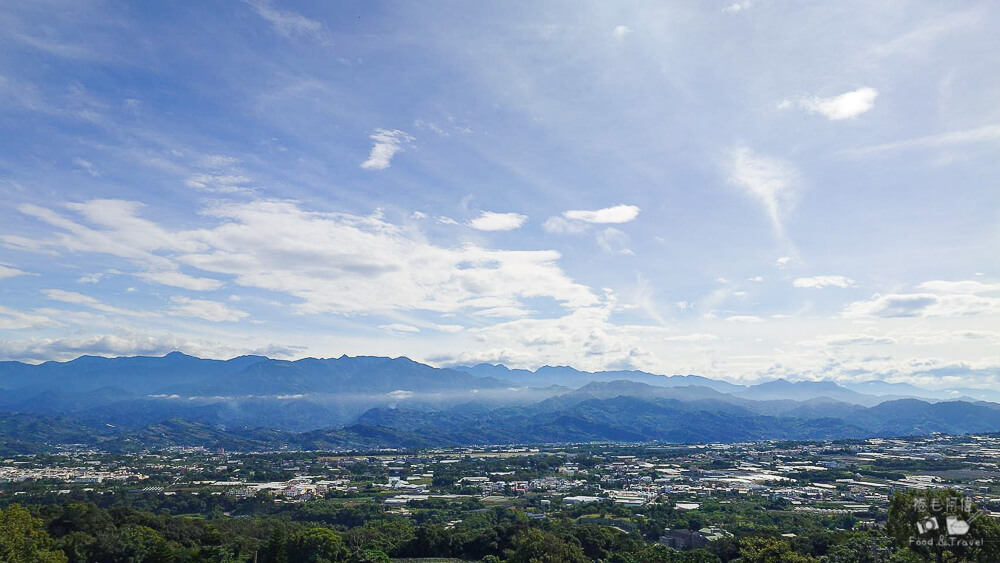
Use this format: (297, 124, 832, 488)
(2, 352, 1000, 453)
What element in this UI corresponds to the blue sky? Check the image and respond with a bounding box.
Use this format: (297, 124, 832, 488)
(1, 1, 998, 387)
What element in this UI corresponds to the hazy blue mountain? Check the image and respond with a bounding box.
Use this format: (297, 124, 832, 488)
(937, 388, 1000, 404)
(4, 353, 1000, 451)
(842, 380, 941, 399)
(454, 363, 745, 393)
(0, 353, 561, 431)
(0, 352, 266, 395)
(529, 380, 742, 412)
(352, 396, 870, 444)
(734, 379, 890, 406)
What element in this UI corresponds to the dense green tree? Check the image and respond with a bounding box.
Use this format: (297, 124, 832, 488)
(47, 502, 115, 539)
(348, 548, 389, 562)
(887, 489, 1000, 563)
(825, 534, 890, 563)
(735, 536, 817, 563)
(609, 544, 721, 562)
(286, 527, 347, 563)
(0, 504, 69, 563)
(508, 528, 588, 563)
(114, 524, 174, 563)
(56, 531, 96, 563)
(888, 548, 925, 563)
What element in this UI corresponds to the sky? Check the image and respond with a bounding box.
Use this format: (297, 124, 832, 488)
(1, 1, 998, 387)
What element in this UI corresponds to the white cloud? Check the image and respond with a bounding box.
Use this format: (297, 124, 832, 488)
(468, 211, 528, 231)
(185, 173, 252, 193)
(563, 204, 640, 224)
(725, 315, 764, 323)
(728, 147, 797, 236)
(243, 0, 331, 44)
(200, 154, 240, 168)
(611, 25, 631, 41)
(796, 87, 878, 120)
(433, 302, 666, 372)
(0, 328, 303, 363)
(73, 157, 100, 177)
(5, 200, 219, 293)
(135, 270, 225, 291)
(776, 256, 793, 268)
(169, 297, 248, 322)
(473, 306, 531, 318)
(596, 228, 633, 255)
(360, 129, 413, 170)
(12, 198, 598, 318)
(798, 333, 896, 347)
(542, 216, 587, 235)
(848, 124, 1000, 156)
(379, 323, 421, 334)
(843, 292, 1000, 318)
(41, 289, 152, 317)
(843, 279, 1000, 318)
(0, 265, 28, 279)
(2, 201, 223, 292)
(0, 305, 55, 330)
(723, 1, 751, 13)
(873, 9, 981, 58)
(77, 273, 103, 284)
(918, 280, 1000, 294)
(748, 276, 764, 282)
(793, 275, 857, 289)
(664, 333, 719, 342)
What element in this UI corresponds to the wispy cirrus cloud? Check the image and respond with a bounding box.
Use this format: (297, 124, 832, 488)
(728, 147, 798, 237)
(243, 0, 332, 45)
(360, 129, 414, 170)
(0, 328, 304, 364)
(793, 275, 857, 289)
(723, 1, 751, 13)
(563, 204, 640, 224)
(611, 25, 631, 41)
(786, 87, 878, 120)
(542, 216, 587, 235)
(379, 323, 420, 335)
(41, 289, 154, 318)
(873, 9, 981, 58)
(843, 280, 1000, 318)
(542, 205, 639, 255)
(12, 199, 599, 318)
(0, 306, 55, 330)
(918, 280, 1000, 294)
(846, 124, 1000, 156)
(0, 265, 29, 279)
(664, 333, 719, 342)
(468, 211, 528, 231)
(169, 297, 248, 323)
(725, 315, 764, 323)
(596, 227, 633, 255)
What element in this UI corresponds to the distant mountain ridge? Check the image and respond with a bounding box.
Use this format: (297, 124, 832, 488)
(453, 363, 744, 393)
(3, 352, 1000, 452)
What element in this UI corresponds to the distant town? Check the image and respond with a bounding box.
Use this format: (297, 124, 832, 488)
(4, 433, 1000, 561)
